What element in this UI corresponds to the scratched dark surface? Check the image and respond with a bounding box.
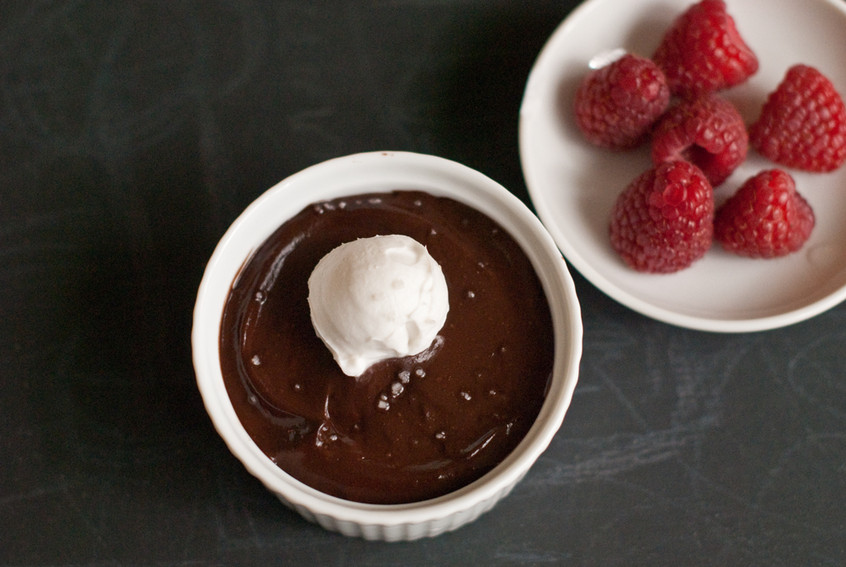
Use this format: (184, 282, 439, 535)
(2, 1, 845, 565)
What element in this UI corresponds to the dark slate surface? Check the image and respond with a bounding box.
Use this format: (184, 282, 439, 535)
(1, 1, 844, 565)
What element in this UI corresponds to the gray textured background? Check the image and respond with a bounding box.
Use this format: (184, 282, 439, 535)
(2, 1, 845, 565)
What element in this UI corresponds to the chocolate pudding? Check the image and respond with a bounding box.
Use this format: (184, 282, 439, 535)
(219, 190, 554, 504)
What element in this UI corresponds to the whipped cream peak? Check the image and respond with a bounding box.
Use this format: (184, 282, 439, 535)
(307, 234, 449, 376)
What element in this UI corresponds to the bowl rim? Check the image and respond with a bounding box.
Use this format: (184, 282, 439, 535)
(192, 151, 582, 529)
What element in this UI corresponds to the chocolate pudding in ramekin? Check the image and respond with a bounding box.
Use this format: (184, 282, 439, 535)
(192, 151, 582, 541)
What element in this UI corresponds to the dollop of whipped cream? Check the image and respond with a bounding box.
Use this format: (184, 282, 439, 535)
(307, 234, 449, 377)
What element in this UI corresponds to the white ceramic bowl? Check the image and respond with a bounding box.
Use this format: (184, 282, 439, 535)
(520, 0, 846, 332)
(192, 151, 582, 541)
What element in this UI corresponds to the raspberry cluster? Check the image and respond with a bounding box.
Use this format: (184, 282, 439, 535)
(572, 0, 846, 273)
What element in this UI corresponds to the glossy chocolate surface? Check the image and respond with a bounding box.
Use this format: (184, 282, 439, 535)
(219, 191, 554, 504)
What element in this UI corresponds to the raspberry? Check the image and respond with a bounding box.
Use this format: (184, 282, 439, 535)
(749, 64, 846, 172)
(714, 169, 815, 258)
(610, 161, 714, 273)
(573, 53, 670, 150)
(653, 0, 758, 97)
(651, 94, 748, 187)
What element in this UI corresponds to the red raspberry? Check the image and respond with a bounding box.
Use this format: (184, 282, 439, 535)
(651, 94, 748, 187)
(749, 64, 846, 172)
(653, 0, 758, 97)
(714, 169, 815, 258)
(573, 53, 670, 150)
(610, 161, 714, 273)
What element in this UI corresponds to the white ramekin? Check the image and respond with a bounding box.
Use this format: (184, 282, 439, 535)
(192, 151, 582, 541)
